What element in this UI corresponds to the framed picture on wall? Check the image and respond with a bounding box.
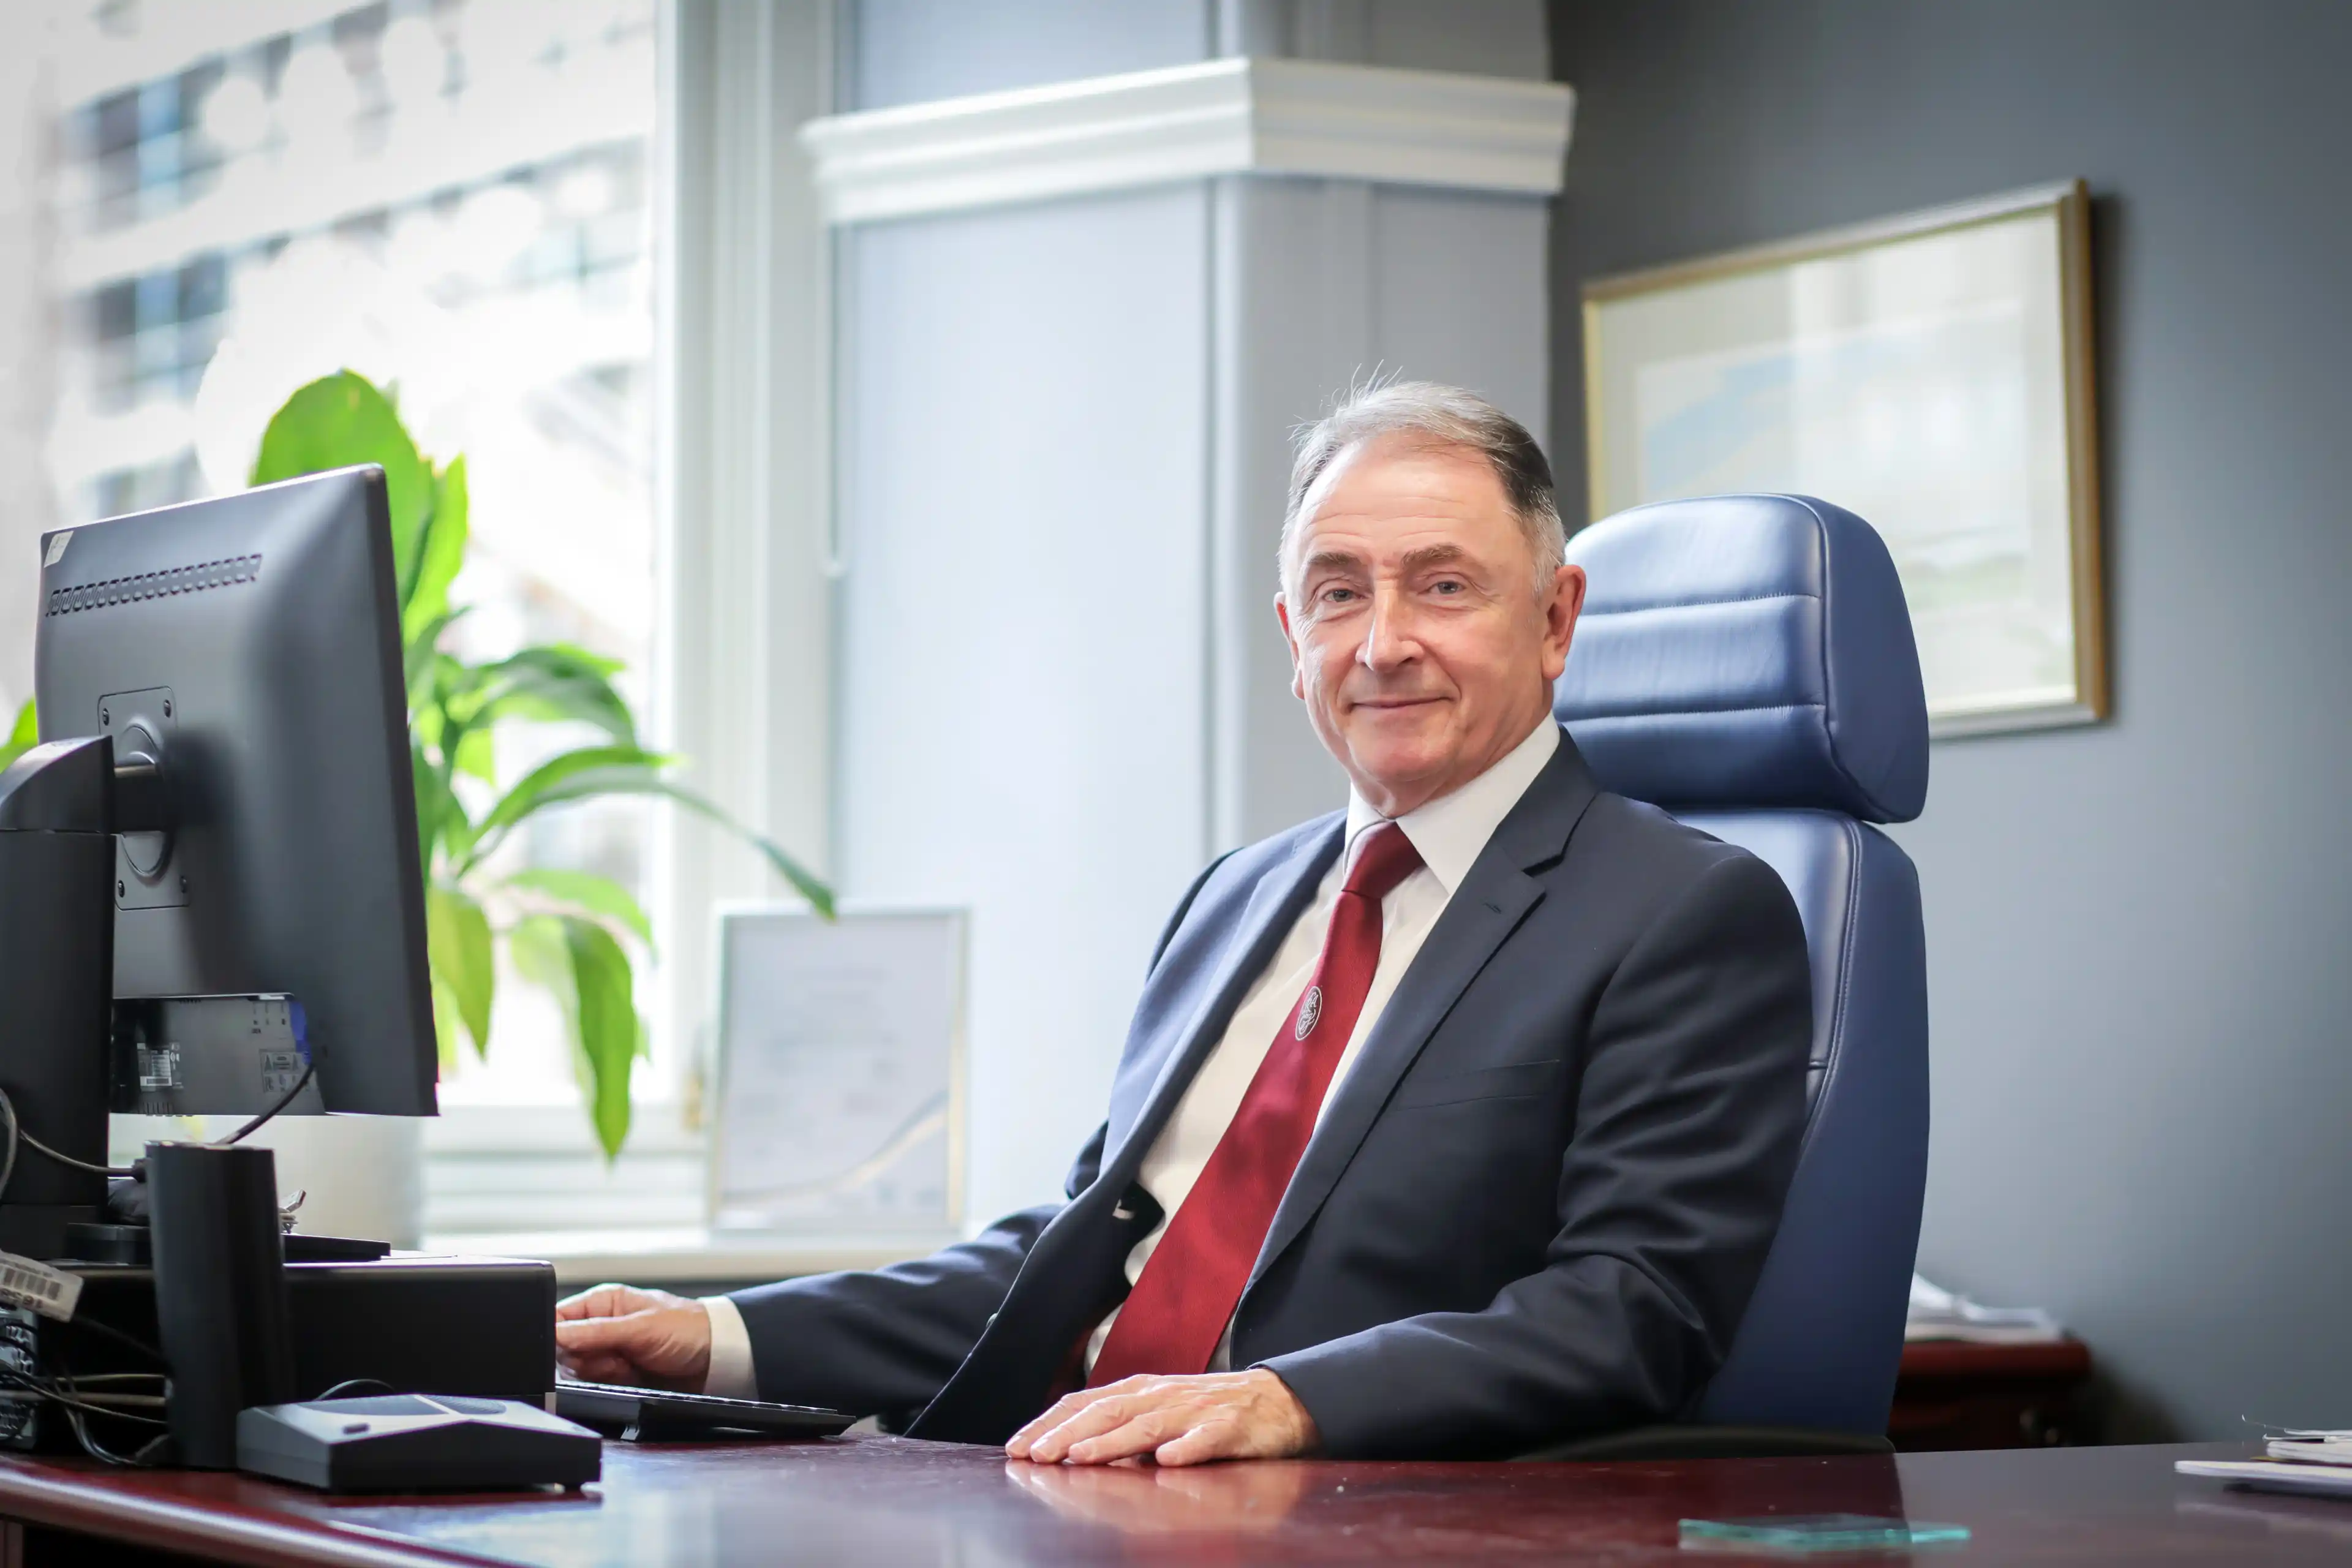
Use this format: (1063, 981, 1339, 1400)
(1583, 180, 2107, 737)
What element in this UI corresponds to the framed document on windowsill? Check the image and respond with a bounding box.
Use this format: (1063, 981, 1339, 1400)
(1583, 180, 2107, 737)
(708, 906, 967, 1236)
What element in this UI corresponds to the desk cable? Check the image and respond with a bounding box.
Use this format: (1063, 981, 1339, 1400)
(0, 1060, 317, 1204)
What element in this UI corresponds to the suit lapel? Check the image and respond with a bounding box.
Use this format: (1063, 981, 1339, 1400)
(1102, 817, 1343, 1182)
(1245, 733, 1602, 1292)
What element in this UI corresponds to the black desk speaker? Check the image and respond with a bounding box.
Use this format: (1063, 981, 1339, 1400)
(148, 1141, 295, 1468)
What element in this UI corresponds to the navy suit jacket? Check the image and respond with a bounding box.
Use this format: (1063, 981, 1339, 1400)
(729, 730, 1812, 1458)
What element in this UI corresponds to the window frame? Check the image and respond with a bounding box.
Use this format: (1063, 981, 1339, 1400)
(426, 0, 838, 1237)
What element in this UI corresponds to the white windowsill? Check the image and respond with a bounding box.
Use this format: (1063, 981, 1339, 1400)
(424, 1103, 963, 1284)
(422, 1226, 960, 1289)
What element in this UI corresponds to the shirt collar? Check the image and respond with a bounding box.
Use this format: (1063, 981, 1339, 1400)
(1343, 719, 1561, 895)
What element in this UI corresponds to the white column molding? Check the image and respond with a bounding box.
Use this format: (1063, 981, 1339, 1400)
(801, 56, 1574, 225)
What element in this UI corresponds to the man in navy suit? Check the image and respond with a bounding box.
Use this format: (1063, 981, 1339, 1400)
(557, 382, 1811, 1464)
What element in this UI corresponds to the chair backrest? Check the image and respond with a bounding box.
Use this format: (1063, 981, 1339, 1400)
(1554, 493, 1931, 1436)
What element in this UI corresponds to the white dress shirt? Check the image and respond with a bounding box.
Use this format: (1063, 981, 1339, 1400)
(700, 719, 1561, 1400)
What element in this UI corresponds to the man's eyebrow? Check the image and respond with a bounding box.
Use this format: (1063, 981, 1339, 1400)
(1398, 543, 1474, 573)
(1300, 549, 1368, 578)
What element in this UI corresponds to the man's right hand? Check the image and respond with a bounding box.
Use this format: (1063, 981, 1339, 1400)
(554, 1283, 713, 1391)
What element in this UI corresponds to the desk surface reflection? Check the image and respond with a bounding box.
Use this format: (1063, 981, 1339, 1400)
(0, 1434, 2340, 1565)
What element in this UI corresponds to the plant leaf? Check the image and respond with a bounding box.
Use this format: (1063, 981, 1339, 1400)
(498, 767, 835, 918)
(508, 914, 641, 1159)
(461, 646, 636, 744)
(424, 884, 496, 1060)
(453, 727, 497, 785)
(564, 917, 643, 1159)
(503, 867, 654, 946)
(251, 372, 432, 596)
(0, 698, 37, 771)
(464, 744, 675, 856)
(403, 455, 469, 643)
(410, 744, 450, 875)
(429, 977, 465, 1074)
(508, 914, 572, 999)
(654, 781, 835, 918)
(403, 610, 466, 703)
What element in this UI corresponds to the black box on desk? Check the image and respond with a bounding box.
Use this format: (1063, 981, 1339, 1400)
(8, 1256, 554, 1453)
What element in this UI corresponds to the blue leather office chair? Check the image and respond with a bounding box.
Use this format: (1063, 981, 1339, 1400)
(1540, 492, 1931, 1458)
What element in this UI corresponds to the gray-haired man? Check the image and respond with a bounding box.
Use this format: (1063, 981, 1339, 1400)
(556, 383, 1812, 1464)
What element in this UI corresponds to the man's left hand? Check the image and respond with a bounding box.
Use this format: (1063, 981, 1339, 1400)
(1006, 1369, 1319, 1466)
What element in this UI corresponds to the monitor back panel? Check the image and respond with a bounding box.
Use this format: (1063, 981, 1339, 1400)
(34, 468, 436, 1116)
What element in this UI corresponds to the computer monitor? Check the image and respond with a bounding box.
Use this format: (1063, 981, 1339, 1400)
(34, 466, 438, 1118)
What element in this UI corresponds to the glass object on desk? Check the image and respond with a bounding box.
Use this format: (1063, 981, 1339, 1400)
(1680, 1513, 1971, 1552)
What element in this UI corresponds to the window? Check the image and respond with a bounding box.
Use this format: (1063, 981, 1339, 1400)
(42, 0, 692, 1232)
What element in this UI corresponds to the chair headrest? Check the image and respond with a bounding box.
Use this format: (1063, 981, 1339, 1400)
(1553, 494, 1928, 823)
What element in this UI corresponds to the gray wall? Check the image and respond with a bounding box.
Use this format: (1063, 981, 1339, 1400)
(835, 186, 1216, 1224)
(1548, 0, 2352, 1440)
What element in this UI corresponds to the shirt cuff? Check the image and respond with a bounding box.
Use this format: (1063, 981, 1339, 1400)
(699, 1295, 758, 1400)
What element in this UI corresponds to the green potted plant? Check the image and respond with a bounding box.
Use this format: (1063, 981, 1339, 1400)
(7, 371, 829, 1159)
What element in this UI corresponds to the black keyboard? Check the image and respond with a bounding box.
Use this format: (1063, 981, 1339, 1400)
(552, 1381, 856, 1442)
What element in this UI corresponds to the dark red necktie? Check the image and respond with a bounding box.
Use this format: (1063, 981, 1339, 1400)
(1090, 823, 1425, 1384)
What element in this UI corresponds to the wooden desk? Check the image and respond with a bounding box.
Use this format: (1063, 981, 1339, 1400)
(0, 1435, 2338, 1566)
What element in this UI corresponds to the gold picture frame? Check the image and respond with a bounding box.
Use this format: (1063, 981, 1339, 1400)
(1583, 180, 2106, 737)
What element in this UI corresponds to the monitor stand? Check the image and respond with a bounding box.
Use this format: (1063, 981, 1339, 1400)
(0, 738, 374, 1265)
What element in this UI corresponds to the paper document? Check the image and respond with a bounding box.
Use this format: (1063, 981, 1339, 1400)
(2177, 1459, 2352, 1501)
(1905, 1273, 2067, 1344)
(709, 908, 965, 1234)
(2269, 1436, 2352, 1468)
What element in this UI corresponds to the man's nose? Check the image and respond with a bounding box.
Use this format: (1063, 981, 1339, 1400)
(1358, 586, 1419, 671)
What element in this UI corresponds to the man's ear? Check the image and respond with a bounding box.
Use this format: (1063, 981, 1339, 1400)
(1540, 564, 1588, 684)
(1275, 593, 1306, 701)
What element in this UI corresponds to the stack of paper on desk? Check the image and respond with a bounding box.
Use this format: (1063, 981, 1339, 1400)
(2177, 1458, 2352, 1499)
(1904, 1274, 2067, 1344)
(2177, 1433, 2352, 1501)
(2269, 1433, 2352, 1466)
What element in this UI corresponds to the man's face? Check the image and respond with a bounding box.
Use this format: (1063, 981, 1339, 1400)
(1276, 436, 1586, 818)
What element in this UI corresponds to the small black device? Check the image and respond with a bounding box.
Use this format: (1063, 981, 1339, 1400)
(552, 1381, 854, 1442)
(146, 1141, 297, 1469)
(236, 1395, 601, 1493)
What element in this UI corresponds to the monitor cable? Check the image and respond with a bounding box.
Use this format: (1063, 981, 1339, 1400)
(0, 1060, 316, 1204)
(0, 1085, 132, 1195)
(221, 1061, 316, 1145)
(7, 1360, 172, 1467)
(1, 1322, 173, 1467)
(0, 1060, 317, 1471)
